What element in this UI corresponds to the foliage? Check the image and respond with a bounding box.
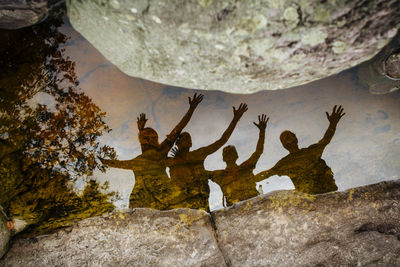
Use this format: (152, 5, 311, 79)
(0, 6, 116, 231)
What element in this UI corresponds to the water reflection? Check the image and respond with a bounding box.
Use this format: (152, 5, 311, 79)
(100, 94, 203, 210)
(256, 106, 344, 194)
(166, 103, 248, 211)
(211, 114, 268, 206)
(1, 7, 400, 232)
(0, 8, 115, 233)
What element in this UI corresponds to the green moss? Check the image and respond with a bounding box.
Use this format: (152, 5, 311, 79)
(197, 0, 212, 7)
(313, 7, 331, 22)
(268, 191, 316, 210)
(10, 178, 115, 235)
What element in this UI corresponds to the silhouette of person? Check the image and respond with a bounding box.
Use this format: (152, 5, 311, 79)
(210, 114, 269, 206)
(166, 103, 248, 211)
(256, 105, 345, 194)
(100, 93, 203, 210)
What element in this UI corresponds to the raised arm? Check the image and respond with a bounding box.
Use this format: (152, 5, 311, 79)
(241, 114, 268, 169)
(318, 105, 345, 147)
(194, 103, 248, 158)
(159, 93, 203, 153)
(100, 158, 136, 170)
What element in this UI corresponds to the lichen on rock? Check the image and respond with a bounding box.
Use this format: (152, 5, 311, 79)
(66, 0, 400, 93)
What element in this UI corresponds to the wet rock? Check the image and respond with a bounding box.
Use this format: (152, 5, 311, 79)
(0, 0, 48, 29)
(212, 180, 400, 266)
(0, 208, 11, 259)
(358, 32, 400, 94)
(67, 0, 400, 93)
(1, 209, 226, 266)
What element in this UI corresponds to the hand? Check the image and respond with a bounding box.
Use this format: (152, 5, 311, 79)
(188, 93, 203, 109)
(169, 146, 180, 157)
(326, 105, 345, 124)
(137, 113, 147, 131)
(233, 103, 248, 119)
(253, 114, 269, 130)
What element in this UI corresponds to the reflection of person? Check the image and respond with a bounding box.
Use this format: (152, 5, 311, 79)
(100, 93, 203, 210)
(211, 114, 268, 206)
(166, 104, 248, 211)
(256, 105, 345, 194)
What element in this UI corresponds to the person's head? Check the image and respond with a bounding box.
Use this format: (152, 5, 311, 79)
(222, 145, 238, 164)
(280, 130, 299, 153)
(176, 132, 192, 149)
(138, 127, 159, 151)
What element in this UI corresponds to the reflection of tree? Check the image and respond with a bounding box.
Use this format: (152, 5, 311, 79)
(0, 7, 115, 232)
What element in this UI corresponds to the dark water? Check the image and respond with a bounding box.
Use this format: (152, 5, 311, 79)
(1, 8, 399, 230)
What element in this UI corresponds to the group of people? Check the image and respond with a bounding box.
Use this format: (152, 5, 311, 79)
(101, 93, 345, 211)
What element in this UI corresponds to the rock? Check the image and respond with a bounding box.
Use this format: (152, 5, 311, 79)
(2, 181, 399, 266)
(358, 32, 400, 94)
(0, 0, 48, 29)
(0, 207, 11, 259)
(385, 51, 400, 79)
(67, 0, 400, 93)
(212, 180, 400, 266)
(1, 209, 226, 266)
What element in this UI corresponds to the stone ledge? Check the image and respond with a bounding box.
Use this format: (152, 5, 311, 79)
(1, 209, 226, 266)
(1, 180, 400, 266)
(212, 180, 400, 266)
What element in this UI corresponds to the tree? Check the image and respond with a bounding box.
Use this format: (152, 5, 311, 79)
(0, 6, 116, 232)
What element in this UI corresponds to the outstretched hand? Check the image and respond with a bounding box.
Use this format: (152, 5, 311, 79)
(169, 146, 180, 158)
(253, 114, 269, 130)
(188, 93, 203, 109)
(326, 105, 345, 124)
(137, 113, 147, 131)
(233, 103, 248, 119)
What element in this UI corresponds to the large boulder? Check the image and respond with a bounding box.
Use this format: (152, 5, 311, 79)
(212, 180, 400, 266)
(1, 209, 226, 266)
(0, 0, 48, 29)
(67, 0, 400, 93)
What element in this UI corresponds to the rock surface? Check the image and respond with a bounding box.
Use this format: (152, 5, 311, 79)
(0, 0, 48, 29)
(1, 209, 226, 266)
(358, 32, 400, 94)
(67, 0, 400, 93)
(1, 180, 400, 266)
(0, 209, 11, 259)
(213, 180, 400, 266)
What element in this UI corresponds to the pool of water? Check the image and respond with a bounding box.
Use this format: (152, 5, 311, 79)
(1, 8, 399, 232)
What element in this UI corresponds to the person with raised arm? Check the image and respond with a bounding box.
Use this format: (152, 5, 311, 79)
(211, 114, 269, 206)
(166, 103, 248, 211)
(256, 105, 345, 194)
(100, 93, 203, 209)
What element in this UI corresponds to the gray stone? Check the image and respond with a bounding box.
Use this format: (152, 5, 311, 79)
(0, 208, 11, 259)
(212, 180, 400, 266)
(2, 181, 400, 266)
(1, 208, 226, 266)
(358, 32, 400, 94)
(0, 0, 48, 29)
(66, 0, 400, 93)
